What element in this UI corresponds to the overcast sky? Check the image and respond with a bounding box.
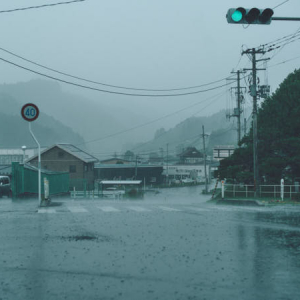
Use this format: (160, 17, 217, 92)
(0, 0, 299, 131)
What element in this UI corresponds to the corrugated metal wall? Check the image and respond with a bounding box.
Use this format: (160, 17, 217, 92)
(11, 162, 69, 198)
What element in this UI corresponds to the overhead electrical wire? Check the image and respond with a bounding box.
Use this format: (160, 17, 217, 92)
(0, 57, 235, 97)
(0, 0, 85, 14)
(0, 46, 235, 92)
(128, 91, 227, 152)
(269, 55, 300, 68)
(273, 0, 290, 10)
(76, 90, 228, 147)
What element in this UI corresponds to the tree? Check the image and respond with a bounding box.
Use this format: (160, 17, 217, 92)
(218, 69, 300, 184)
(123, 150, 135, 161)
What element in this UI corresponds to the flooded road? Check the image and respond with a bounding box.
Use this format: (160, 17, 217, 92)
(1, 186, 300, 300)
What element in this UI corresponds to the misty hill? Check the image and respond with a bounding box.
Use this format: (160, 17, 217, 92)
(131, 110, 238, 156)
(0, 80, 154, 155)
(0, 93, 84, 148)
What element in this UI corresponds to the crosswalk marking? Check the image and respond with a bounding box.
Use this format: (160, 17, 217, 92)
(67, 207, 88, 213)
(158, 206, 181, 212)
(128, 206, 151, 212)
(38, 208, 56, 214)
(98, 206, 120, 212)
(35, 204, 261, 214)
(186, 207, 210, 212)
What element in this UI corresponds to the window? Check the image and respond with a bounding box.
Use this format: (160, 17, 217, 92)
(69, 165, 76, 173)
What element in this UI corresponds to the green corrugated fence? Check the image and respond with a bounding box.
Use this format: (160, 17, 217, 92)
(11, 162, 69, 198)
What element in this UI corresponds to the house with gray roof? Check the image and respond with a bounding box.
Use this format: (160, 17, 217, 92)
(26, 144, 98, 190)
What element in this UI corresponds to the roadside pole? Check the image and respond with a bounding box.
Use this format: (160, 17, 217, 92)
(281, 179, 284, 201)
(221, 180, 225, 200)
(202, 126, 208, 194)
(21, 103, 41, 206)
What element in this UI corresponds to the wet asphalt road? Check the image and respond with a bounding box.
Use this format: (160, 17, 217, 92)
(1, 185, 300, 300)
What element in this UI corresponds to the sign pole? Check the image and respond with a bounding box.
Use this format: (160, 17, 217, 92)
(29, 122, 41, 206)
(21, 103, 41, 207)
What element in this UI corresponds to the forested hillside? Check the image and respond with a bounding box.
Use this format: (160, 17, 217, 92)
(131, 110, 239, 155)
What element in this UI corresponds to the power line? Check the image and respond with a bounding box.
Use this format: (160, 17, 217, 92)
(269, 54, 300, 68)
(0, 57, 235, 97)
(0, 0, 86, 14)
(76, 91, 228, 147)
(128, 91, 227, 152)
(273, 0, 290, 10)
(0, 46, 234, 92)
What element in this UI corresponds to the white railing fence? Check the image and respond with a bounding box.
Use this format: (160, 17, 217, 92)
(223, 184, 300, 200)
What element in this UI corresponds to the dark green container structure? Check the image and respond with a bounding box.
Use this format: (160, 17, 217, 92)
(11, 162, 69, 198)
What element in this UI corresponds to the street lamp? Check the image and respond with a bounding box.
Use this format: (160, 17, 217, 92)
(21, 145, 26, 163)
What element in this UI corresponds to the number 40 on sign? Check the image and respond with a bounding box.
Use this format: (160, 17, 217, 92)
(21, 103, 39, 122)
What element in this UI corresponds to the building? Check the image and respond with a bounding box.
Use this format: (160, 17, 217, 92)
(100, 158, 132, 165)
(163, 164, 210, 183)
(0, 147, 41, 165)
(26, 144, 98, 189)
(179, 147, 204, 164)
(94, 163, 163, 185)
(213, 145, 235, 161)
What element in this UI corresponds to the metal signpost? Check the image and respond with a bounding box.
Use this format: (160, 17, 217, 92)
(21, 103, 41, 206)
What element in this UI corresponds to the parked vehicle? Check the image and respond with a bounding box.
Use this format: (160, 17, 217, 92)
(181, 177, 195, 184)
(0, 176, 12, 198)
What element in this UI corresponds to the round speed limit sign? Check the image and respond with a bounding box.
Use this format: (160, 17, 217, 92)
(21, 103, 39, 122)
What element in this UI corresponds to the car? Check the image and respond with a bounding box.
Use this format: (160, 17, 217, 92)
(0, 176, 12, 198)
(181, 178, 195, 184)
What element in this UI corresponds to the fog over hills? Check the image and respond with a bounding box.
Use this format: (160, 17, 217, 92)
(0, 80, 156, 156)
(0, 93, 84, 148)
(130, 110, 239, 157)
(0, 80, 242, 158)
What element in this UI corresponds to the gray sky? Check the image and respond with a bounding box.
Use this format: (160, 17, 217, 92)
(0, 0, 299, 132)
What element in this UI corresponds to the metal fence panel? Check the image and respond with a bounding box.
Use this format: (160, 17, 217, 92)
(12, 162, 69, 198)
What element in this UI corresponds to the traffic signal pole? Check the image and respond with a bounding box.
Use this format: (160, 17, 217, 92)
(227, 7, 300, 196)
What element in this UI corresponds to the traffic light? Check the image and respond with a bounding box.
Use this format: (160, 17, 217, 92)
(226, 7, 274, 25)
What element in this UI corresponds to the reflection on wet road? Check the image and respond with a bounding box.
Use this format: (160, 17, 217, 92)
(1, 185, 300, 300)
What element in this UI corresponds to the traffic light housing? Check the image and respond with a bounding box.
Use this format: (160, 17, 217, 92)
(227, 7, 274, 25)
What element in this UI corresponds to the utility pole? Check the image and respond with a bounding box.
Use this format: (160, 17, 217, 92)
(202, 125, 208, 194)
(166, 143, 169, 185)
(242, 48, 266, 196)
(227, 70, 246, 145)
(135, 155, 138, 179)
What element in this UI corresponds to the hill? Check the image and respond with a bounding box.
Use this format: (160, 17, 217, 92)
(0, 80, 154, 155)
(130, 110, 239, 156)
(0, 93, 84, 148)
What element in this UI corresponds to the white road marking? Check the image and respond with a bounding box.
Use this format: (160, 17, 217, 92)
(158, 206, 181, 212)
(128, 206, 151, 212)
(186, 207, 211, 212)
(37, 208, 56, 214)
(67, 206, 88, 213)
(98, 206, 120, 212)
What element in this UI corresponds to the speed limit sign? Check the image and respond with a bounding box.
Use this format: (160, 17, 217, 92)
(21, 103, 39, 122)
